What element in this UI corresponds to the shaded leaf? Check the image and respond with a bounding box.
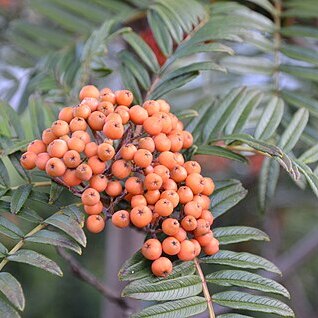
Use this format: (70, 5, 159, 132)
(0, 298, 20, 318)
(0, 273, 25, 310)
(0, 216, 24, 239)
(10, 185, 32, 214)
(49, 182, 63, 205)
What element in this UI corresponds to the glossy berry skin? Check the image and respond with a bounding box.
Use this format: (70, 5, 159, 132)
(151, 257, 173, 277)
(141, 238, 162, 260)
(112, 210, 130, 228)
(86, 215, 105, 233)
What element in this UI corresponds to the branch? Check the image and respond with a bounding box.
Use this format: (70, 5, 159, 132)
(194, 258, 215, 318)
(57, 247, 132, 313)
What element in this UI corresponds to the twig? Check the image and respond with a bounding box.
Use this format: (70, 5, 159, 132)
(57, 247, 132, 312)
(194, 258, 215, 318)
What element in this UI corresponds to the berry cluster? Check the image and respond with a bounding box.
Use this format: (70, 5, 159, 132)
(20, 85, 219, 277)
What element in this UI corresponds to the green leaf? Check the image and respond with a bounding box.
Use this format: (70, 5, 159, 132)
(131, 296, 207, 318)
(49, 182, 63, 205)
(243, 0, 275, 14)
(281, 91, 318, 119)
(280, 65, 318, 82)
(206, 270, 290, 298)
(0, 242, 8, 258)
(0, 298, 20, 318)
(0, 159, 10, 187)
(26, 229, 81, 255)
(122, 32, 160, 73)
(0, 216, 24, 239)
(213, 291, 294, 317)
(17, 207, 43, 224)
(214, 226, 269, 245)
(174, 109, 198, 120)
(281, 44, 318, 66)
(217, 314, 253, 318)
(281, 26, 318, 39)
(1, 140, 30, 157)
(258, 158, 280, 212)
(278, 108, 309, 153)
(118, 250, 151, 281)
(254, 96, 284, 140)
(195, 145, 247, 163)
(9, 154, 31, 183)
(0, 273, 25, 310)
(201, 250, 281, 275)
(299, 144, 318, 164)
(122, 275, 202, 301)
(44, 214, 86, 247)
(10, 184, 32, 214)
(7, 249, 63, 276)
(119, 65, 142, 105)
(211, 180, 248, 219)
(294, 160, 318, 197)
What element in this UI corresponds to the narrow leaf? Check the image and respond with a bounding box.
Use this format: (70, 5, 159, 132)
(299, 144, 318, 164)
(49, 182, 63, 205)
(0, 298, 20, 318)
(0, 216, 24, 239)
(10, 184, 32, 214)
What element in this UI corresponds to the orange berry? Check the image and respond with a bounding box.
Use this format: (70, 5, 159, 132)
(97, 143, 115, 161)
(176, 120, 184, 131)
(168, 113, 178, 130)
(75, 163, 93, 181)
(143, 100, 160, 116)
(115, 90, 133, 107)
(153, 112, 172, 134)
(97, 101, 114, 116)
(59, 135, 70, 142)
(138, 137, 155, 153)
(181, 215, 197, 231)
(51, 120, 70, 137)
(63, 150, 81, 168)
(45, 158, 66, 177)
(158, 151, 178, 170)
(193, 194, 210, 210)
(182, 131, 193, 149)
(87, 156, 106, 174)
(125, 177, 143, 195)
(27, 140, 46, 154)
(105, 112, 122, 123)
(142, 238, 162, 260)
(115, 107, 130, 124)
(154, 198, 174, 217)
(72, 131, 91, 144)
(196, 231, 214, 247)
(174, 152, 185, 165)
(62, 169, 82, 187)
(186, 173, 204, 194)
(153, 165, 170, 182)
(162, 218, 180, 236)
(81, 97, 99, 111)
(103, 120, 124, 140)
(88, 111, 106, 131)
(202, 177, 215, 196)
(112, 210, 130, 228)
(58, 107, 74, 123)
(84, 201, 103, 215)
(20, 151, 37, 170)
(193, 219, 211, 236)
(190, 239, 202, 257)
(90, 174, 108, 192)
(42, 128, 56, 145)
(129, 105, 148, 124)
(178, 240, 196, 261)
(82, 188, 100, 206)
(47, 140, 68, 158)
(151, 257, 172, 277)
(73, 104, 91, 119)
(35, 152, 51, 170)
(86, 215, 105, 233)
(133, 149, 153, 168)
(120, 144, 137, 160)
(160, 190, 179, 208)
(144, 173, 163, 191)
(170, 165, 187, 183)
(157, 99, 170, 113)
(162, 237, 181, 255)
(162, 178, 178, 191)
(173, 227, 187, 242)
(106, 180, 123, 197)
(67, 137, 85, 153)
(84, 142, 98, 157)
(130, 205, 152, 228)
(79, 85, 100, 100)
(131, 195, 147, 208)
(168, 133, 183, 152)
(203, 238, 219, 255)
(69, 117, 87, 132)
(201, 210, 214, 225)
(184, 201, 202, 219)
(100, 91, 116, 104)
(177, 186, 194, 204)
(143, 116, 162, 135)
(144, 190, 160, 205)
(153, 133, 171, 152)
(111, 159, 132, 179)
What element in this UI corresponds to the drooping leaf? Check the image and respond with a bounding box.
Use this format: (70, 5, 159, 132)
(206, 270, 290, 298)
(49, 182, 63, 205)
(213, 291, 294, 317)
(201, 250, 281, 275)
(0, 216, 24, 240)
(0, 298, 20, 318)
(10, 184, 33, 214)
(7, 249, 63, 276)
(131, 296, 207, 318)
(0, 273, 25, 310)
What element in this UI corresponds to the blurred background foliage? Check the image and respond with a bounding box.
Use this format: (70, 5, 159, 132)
(0, 0, 318, 317)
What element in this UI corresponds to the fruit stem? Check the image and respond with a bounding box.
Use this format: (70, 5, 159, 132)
(0, 223, 46, 271)
(194, 257, 215, 318)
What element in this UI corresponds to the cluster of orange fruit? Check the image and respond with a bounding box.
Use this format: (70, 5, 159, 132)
(20, 85, 219, 277)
